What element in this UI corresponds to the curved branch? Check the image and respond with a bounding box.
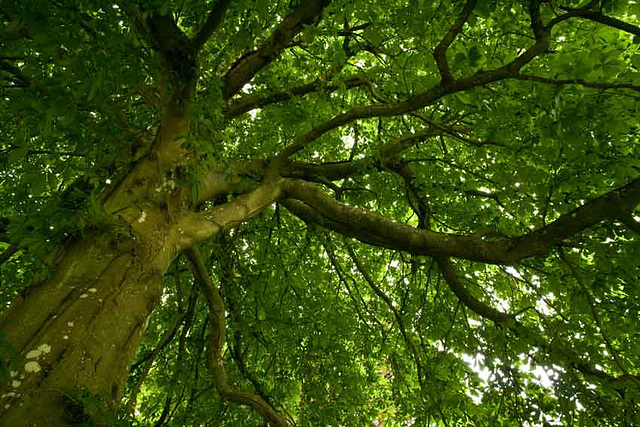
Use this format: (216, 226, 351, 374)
(281, 175, 640, 264)
(433, 0, 478, 84)
(550, 8, 640, 35)
(185, 246, 289, 427)
(436, 256, 640, 389)
(436, 257, 510, 324)
(222, 0, 331, 99)
(190, 0, 232, 53)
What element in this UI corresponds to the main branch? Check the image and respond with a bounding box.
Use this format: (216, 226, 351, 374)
(281, 175, 640, 264)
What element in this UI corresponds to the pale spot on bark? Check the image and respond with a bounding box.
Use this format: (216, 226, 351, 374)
(25, 344, 50, 359)
(24, 362, 41, 373)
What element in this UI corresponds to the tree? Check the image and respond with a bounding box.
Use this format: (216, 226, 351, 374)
(1, 0, 640, 425)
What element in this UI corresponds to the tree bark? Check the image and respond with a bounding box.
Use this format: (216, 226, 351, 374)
(0, 226, 178, 426)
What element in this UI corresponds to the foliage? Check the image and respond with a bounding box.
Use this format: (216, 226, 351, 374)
(2, 0, 640, 426)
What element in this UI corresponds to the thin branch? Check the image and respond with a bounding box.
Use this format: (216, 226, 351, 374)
(278, 29, 551, 159)
(153, 286, 200, 427)
(436, 256, 640, 388)
(551, 8, 640, 36)
(515, 74, 640, 92)
(433, 0, 478, 84)
(226, 77, 367, 118)
(125, 302, 191, 415)
(345, 241, 428, 392)
(411, 113, 506, 147)
(559, 251, 636, 381)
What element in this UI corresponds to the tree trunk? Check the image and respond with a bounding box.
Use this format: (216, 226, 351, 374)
(0, 226, 177, 426)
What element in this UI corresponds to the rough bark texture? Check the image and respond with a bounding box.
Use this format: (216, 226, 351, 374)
(0, 227, 177, 426)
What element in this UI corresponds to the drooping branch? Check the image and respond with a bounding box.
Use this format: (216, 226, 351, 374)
(551, 6, 640, 36)
(558, 251, 634, 380)
(345, 243, 422, 367)
(211, 237, 281, 412)
(185, 246, 289, 427)
(436, 257, 640, 388)
(281, 175, 640, 264)
(154, 283, 200, 426)
(433, 0, 478, 84)
(222, 0, 331, 99)
(125, 284, 198, 417)
(190, 0, 233, 53)
(436, 258, 510, 324)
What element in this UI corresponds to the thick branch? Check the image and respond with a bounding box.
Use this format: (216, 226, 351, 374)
(185, 246, 289, 427)
(281, 175, 640, 264)
(222, 0, 330, 99)
(433, 0, 478, 84)
(179, 173, 283, 248)
(190, 0, 232, 53)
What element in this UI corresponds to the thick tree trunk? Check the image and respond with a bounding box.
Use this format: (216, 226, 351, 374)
(0, 226, 177, 426)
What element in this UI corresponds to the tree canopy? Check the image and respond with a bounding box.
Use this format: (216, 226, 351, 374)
(1, 0, 640, 425)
